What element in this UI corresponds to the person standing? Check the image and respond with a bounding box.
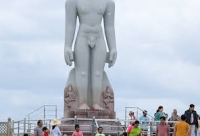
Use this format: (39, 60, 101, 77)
(169, 109, 181, 135)
(34, 120, 43, 136)
(139, 110, 150, 136)
(173, 114, 190, 136)
(184, 104, 198, 136)
(169, 109, 181, 123)
(95, 127, 105, 136)
(156, 116, 170, 136)
(154, 106, 165, 125)
(50, 119, 62, 136)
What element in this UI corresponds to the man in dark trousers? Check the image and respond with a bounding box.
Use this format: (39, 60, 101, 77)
(184, 104, 198, 136)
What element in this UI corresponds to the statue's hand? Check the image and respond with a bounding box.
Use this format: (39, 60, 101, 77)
(108, 49, 117, 68)
(64, 47, 73, 66)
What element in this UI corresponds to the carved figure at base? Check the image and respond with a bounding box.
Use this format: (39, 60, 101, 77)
(64, 84, 76, 108)
(103, 86, 114, 108)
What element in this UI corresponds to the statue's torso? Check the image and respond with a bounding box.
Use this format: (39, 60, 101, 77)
(75, 0, 108, 38)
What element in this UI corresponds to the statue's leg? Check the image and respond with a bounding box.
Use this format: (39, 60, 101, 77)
(74, 38, 90, 111)
(91, 38, 107, 110)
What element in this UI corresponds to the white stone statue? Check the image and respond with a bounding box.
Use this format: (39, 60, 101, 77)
(64, 0, 117, 114)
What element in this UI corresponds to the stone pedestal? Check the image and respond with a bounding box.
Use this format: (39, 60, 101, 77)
(64, 68, 115, 116)
(65, 111, 116, 119)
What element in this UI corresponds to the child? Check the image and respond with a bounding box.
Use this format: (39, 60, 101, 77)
(156, 116, 170, 136)
(95, 127, 105, 136)
(72, 124, 84, 136)
(174, 114, 190, 136)
(42, 127, 50, 136)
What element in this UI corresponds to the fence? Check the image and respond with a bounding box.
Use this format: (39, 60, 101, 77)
(12, 117, 178, 136)
(24, 105, 57, 122)
(0, 118, 12, 136)
(24, 105, 57, 134)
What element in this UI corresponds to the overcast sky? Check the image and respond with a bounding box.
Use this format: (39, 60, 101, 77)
(0, 0, 200, 122)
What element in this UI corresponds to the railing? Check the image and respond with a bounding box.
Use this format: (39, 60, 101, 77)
(23, 105, 57, 133)
(12, 117, 177, 136)
(24, 105, 57, 121)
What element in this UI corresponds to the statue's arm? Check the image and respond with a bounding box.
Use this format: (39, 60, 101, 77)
(104, 0, 117, 67)
(64, 0, 77, 66)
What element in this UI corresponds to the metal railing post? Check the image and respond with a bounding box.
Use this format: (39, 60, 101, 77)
(74, 116, 78, 125)
(24, 118, 26, 133)
(30, 123, 32, 134)
(55, 106, 57, 119)
(124, 107, 127, 127)
(150, 122, 152, 136)
(92, 116, 95, 136)
(49, 120, 51, 131)
(117, 118, 120, 136)
(12, 120, 14, 136)
(28, 115, 30, 133)
(17, 121, 20, 136)
(44, 106, 46, 124)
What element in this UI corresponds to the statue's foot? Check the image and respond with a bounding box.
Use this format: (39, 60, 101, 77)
(93, 104, 105, 111)
(78, 104, 90, 111)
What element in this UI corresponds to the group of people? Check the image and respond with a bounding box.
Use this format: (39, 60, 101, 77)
(28, 119, 62, 136)
(124, 110, 150, 136)
(154, 104, 200, 136)
(24, 103, 200, 136)
(124, 104, 200, 136)
(28, 119, 105, 136)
